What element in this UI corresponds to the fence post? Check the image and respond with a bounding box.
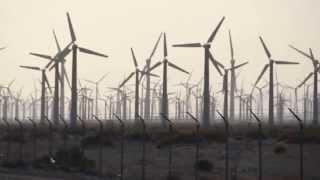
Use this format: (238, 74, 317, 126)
(288, 108, 304, 180)
(137, 114, 146, 180)
(187, 112, 200, 180)
(59, 114, 68, 150)
(217, 111, 229, 180)
(28, 117, 37, 164)
(250, 109, 262, 180)
(44, 116, 53, 157)
(93, 115, 104, 176)
(77, 116, 86, 155)
(114, 113, 125, 180)
(161, 113, 175, 178)
(3, 118, 11, 163)
(14, 118, 24, 163)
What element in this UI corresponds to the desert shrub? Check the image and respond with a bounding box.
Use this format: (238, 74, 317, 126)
(156, 132, 202, 148)
(1, 132, 26, 143)
(55, 146, 95, 171)
(274, 143, 287, 154)
(267, 127, 283, 139)
(166, 173, 182, 180)
(245, 130, 267, 140)
(156, 134, 180, 148)
(195, 159, 213, 172)
(81, 134, 114, 148)
(34, 146, 95, 172)
(202, 130, 226, 143)
(126, 131, 151, 141)
(2, 160, 27, 169)
(199, 177, 210, 180)
(34, 155, 57, 169)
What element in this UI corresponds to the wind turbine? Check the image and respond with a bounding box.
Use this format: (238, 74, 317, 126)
(84, 73, 108, 117)
(228, 30, 248, 122)
(252, 37, 299, 125)
(254, 83, 268, 117)
(14, 88, 23, 120)
(30, 30, 71, 124)
(119, 48, 158, 123)
(289, 45, 320, 125)
(0, 79, 14, 122)
(52, 30, 71, 120)
(173, 16, 225, 127)
(219, 61, 248, 121)
(174, 75, 198, 120)
(141, 33, 162, 122)
(20, 65, 52, 123)
(147, 33, 189, 125)
(50, 12, 108, 127)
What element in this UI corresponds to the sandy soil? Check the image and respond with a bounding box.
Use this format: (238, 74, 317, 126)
(0, 123, 319, 180)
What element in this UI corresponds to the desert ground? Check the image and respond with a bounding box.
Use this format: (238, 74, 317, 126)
(0, 120, 319, 180)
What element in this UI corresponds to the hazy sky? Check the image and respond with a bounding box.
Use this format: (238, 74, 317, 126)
(1, 0, 320, 98)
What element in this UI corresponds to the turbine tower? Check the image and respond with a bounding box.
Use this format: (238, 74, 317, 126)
(290, 45, 320, 125)
(30, 30, 71, 124)
(173, 16, 225, 127)
(148, 33, 189, 126)
(84, 73, 108, 117)
(20, 65, 52, 123)
(141, 33, 162, 122)
(50, 12, 108, 126)
(253, 37, 299, 125)
(228, 30, 247, 122)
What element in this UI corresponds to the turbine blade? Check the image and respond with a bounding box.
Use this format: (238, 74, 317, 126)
(46, 45, 72, 70)
(261, 83, 268, 89)
(274, 60, 299, 65)
(298, 72, 313, 88)
(66, 12, 76, 42)
(48, 61, 57, 71)
(139, 64, 148, 81)
(107, 87, 119, 91)
(289, 45, 313, 60)
(149, 61, 162, 72)
(254, 64, 269, 87)
(139, 70, 160, 78)
(228, 29, 234, 59)
(8, 79, 15, 88)
(131, 48, 138, 67)
(208, 53, 223, 76)
(259, 36, 271, 58)
(172, 43, 202, 48)
(78, 47, 108, 58)
(168, 61, 189, 74)
(62, 64, 71, 89)
(44, 72, 52, 94)
(119, 72, 135, 88)
(78, 79, 83, 89)
(309, 48, 315, 60)
(84, 79, 96, 84)
(149, 32, 163, 59)
(231, 61, 248, 70)
(208, 51, 225, 68)
(0, 47, 6, 51)
(207, 16, 225, 43)
(19, 65, 41, 71)
(97, 73, 109, 83)
(53, 30, 61, 52)
(30, 53, 52, 60)
(149, 72, 160, 78)
(164, 32, 168, 57)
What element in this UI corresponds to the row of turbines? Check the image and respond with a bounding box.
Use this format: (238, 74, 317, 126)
(0, 13, 318, 128)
